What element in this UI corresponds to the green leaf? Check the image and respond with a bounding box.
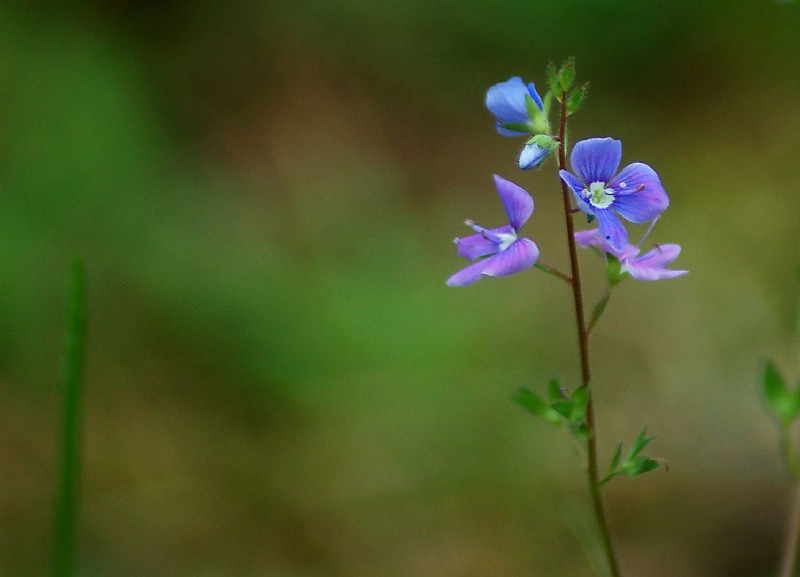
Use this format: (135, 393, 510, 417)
(629, 427, 657, 458)
(513, 387, 562, 424)
(548, 377, 565, 402)
(609, 443, 623, 472)
(763, 360, 798, 425)
(570, 386, 588, 420)
(558, 58, 576, 91)
(547, 62, 562, 100)
(634, 458, 661, 475)
(568, 421, 590, 440)
(551, 400, 574, 420)
(566, 83, 589, 115)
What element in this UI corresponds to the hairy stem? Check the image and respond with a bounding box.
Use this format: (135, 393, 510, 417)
(557, 95, 621, 577)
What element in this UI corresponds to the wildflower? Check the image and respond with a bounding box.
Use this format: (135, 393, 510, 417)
(486, 77, 547, 136)
(486, 77, 554, 169)
(560, 138, 669, 251)
(447, 175, 539, 287)
(575, 228, 687, 281)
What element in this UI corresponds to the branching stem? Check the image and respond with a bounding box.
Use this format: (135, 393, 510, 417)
(556, 93, 621, 577)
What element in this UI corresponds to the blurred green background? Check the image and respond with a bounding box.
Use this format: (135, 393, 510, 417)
(2, 1, 800, 576)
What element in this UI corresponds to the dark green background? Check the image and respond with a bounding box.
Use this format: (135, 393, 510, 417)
(2, 1, 800, 576)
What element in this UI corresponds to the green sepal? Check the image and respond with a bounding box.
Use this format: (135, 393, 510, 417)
(606, 254, 627, 286)
(762, 361, 800, 426)
(566, 82, 589, 116)
(542, 91, 554, 116)
(526, 134, 559, 156)
(547, 62, 562, 101)
(558, 58, 576, 92)
(526, 95, 551, 134)
(498, 121, 534, 135)
(513, 387, 563, 424)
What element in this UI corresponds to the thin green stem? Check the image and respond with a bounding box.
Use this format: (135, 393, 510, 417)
(556, 94, 621, 577)
(587, 288, 612, 336)
(782, 425, 800, 482)
(52, 258, 86, 577)
(779, 424, 800, 577)
(779, 479, 800, 577)
(535, 261, 573, 284)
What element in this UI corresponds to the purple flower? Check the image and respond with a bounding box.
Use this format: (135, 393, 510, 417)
(447, 175, 540, 287)
(575, 228, 687, 281)
(560, 138, 669, 251)
(485, 77, 545, 136)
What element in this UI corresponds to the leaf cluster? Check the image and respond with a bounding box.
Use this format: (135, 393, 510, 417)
(547, 58, 589, 116)
(513, 377, 589, 440)
(600, 428, 661, 485)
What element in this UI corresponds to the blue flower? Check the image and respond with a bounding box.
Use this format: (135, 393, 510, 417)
(559, 137, 669, 251)
(575, 228, 687, 281)
(485, 77, 546, 137)
(486, 77, 553, 170)
(447, 175, 539, 287)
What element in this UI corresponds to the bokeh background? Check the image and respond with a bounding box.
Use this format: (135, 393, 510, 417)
(3, 1, 800, 576)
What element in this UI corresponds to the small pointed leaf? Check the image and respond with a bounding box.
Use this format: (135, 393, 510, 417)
(609, 443, 623, 472)
(513, 387, 562, 424)
(548, 377, 565, 402)
(763, 361, 796, 425)
(547, 62, 562, 100)
(558, 59, 575, 91)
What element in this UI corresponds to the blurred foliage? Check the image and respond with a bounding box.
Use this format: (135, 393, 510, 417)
(2, 1, 800, 576)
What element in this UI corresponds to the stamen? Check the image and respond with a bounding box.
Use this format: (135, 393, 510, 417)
(635, 184, 645, 193)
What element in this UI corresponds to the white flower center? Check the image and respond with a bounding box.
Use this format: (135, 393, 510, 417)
(583, 182, 614, 209)
(496, 231, 517, 251)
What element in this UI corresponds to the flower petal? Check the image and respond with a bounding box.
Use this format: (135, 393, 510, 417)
(609, 162, 669, 222)
(559, 170, 594, 215)
(446, 258, 491, 287)
(570, 137, 622, 184)
(575, 228, 606, 250)
(519, 143, 548, 170)
(481, 238, 539, 278)
(494, 175, 533, 232)
(633, 243, 682, 267)
(496, 122, 528, 137)
(486, 77, 530, 127)
(625, 244, 688, 281)
(594, 209, 628, 252)
(455, 226, 512, 260)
